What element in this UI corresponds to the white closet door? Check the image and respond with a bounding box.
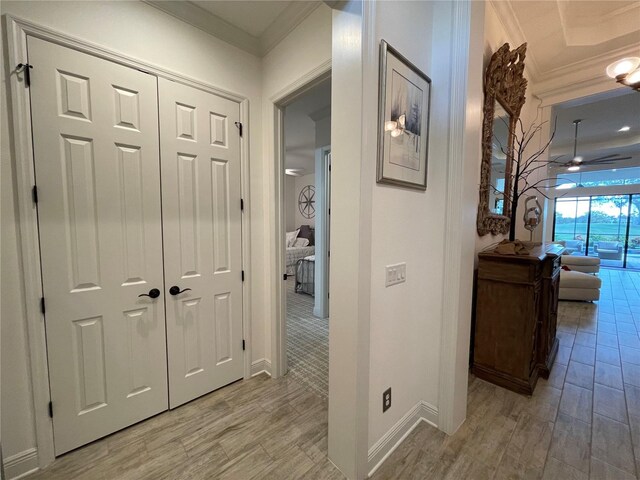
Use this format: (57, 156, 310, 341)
(28, 37, 168, 454)
(158, 78, 244, 408)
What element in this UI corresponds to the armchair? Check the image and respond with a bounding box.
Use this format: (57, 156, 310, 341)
(594, 241, 623, 261)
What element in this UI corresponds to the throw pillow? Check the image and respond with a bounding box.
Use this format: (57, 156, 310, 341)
(286, 229, 300, 247)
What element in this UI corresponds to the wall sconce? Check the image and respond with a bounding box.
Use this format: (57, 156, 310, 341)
(606, 57, 640, 92)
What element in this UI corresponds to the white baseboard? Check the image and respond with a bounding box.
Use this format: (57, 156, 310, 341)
(250, 358, 272, 377)
(367, 401, 439, 477)
(4, 448, 39, 480)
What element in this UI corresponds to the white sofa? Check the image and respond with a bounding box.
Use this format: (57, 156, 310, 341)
(560, 255, 600, 274)
(559, 270, 601, 302)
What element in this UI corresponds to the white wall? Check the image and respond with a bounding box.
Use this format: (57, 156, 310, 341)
(367, 0, 445, 447)
(294, 174, 316, 228)
(261, 4, 332, 366)
(315, 115, 331, 148)
(284, 175, 296, 232)
(0, 1, 264, 473)
(1, 30, 38, 466)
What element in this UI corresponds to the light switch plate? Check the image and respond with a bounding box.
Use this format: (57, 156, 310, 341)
(385, 263, 406, 287)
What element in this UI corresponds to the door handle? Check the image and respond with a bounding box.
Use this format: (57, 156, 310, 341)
(138, 288, 161, 299)
(169, 286, 192, 296)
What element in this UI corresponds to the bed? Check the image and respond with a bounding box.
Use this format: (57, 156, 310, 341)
(295, 255, 315, 296)
(286, 246, 315, 276)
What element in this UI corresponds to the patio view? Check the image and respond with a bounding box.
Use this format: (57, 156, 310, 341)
(553, 194, 640, 270)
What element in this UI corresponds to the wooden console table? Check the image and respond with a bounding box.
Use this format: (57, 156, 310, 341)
(472, 243, 564, 395)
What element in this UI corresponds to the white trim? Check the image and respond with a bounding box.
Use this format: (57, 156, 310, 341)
(367, 402, 439, 477)
(143, 0, 262, 56)
(488, 0, 539, 81)
(240, 98, 253, 381)
(250, 359, 273, 377)
(4, 14, 253, 467)
(3, 448, 39, 480)
(437, 0, 475, 435)
(270, 61, 331, 379)
(5, 15, 246, 103)
(269, 60, 332, 103)
(143, 0, 322, 58)
(5, 14, 55, 468)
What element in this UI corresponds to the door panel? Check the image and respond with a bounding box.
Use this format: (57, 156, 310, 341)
(159, 78, 244, 408)
(28, 37, 168, 454)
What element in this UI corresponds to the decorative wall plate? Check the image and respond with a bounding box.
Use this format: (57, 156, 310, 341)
(298, 185, 316, 219)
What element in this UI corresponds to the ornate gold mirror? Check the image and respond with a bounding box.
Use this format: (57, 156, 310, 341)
(477, 43, 528, 236)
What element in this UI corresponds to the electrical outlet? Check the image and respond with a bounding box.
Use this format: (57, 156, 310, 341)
(385, 263, 406, 287)
(383, 387, 392, 413)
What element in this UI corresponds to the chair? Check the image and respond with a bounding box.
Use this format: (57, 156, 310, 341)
(594, 241, 623, 261)
(557, 239, 583, 255)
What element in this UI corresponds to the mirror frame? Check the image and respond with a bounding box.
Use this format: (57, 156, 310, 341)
(477, 43, 528, 236)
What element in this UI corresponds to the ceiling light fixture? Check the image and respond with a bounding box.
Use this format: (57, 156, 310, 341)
(619, 126, 631, 132)
(606, 57, 640, 92)
(567, 165, 580, 172)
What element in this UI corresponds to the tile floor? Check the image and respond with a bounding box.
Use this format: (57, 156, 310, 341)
(26, 374, 343, 480)
(25, 268, 640, 480)
(371, 267, 640, 479)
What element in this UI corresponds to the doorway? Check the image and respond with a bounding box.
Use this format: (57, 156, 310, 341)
(552, 193, 640, 269)
(280, 78, 331, 397)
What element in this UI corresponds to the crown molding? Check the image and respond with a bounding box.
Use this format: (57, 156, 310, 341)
(260, 2, 322, 56)
(488, 0, 540, 81)
(533, 42, 640, 105)
(143, 1, 261, 56)
(144, 0, 322, 58)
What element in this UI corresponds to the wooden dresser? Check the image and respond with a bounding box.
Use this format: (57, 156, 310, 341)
(472, 243, 564, 395)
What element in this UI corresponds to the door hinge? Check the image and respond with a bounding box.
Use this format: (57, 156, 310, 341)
(40, 297, 46, 315)
(32, 185, 38, 204)
(17, 63, 33, 87)
(240, 198, 244, 211)
(241, 270, 245, 282)
(48, 401, 53, 418)
(283, 273, 288, 280)
(234, 121, 243, 137)
(242, 340, 246, 351)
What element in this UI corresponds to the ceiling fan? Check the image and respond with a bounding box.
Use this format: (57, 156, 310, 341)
(565, 119, 632, 171)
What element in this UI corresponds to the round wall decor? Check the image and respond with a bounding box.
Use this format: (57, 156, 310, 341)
(298, 185, 316, 219)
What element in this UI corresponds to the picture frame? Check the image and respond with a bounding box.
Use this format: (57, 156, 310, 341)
(377, 40, 432, 190)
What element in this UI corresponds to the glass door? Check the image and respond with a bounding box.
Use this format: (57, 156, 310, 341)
(587, 195, 630, 269)
(629, 194, 640, 270)
(553, 193, 640, 270)
(553, 196, 590, 255)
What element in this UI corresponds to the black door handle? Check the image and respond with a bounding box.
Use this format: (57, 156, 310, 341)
(169, 286, 192, 296)
(138, 288, 161, 299)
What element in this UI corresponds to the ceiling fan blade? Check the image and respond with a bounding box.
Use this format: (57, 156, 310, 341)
(588, 154, 625, 162)
(582, 156, 632, 165)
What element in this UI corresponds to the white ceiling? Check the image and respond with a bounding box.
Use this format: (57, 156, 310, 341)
(192, 1, 292, 37)
(144, 0, 321, 56)
(550, 90, 640, 170)
(492, 1, 640, 88)
(284, 79, 331, 174)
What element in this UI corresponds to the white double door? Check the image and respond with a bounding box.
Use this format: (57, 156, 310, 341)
(28, 37, 244, 455)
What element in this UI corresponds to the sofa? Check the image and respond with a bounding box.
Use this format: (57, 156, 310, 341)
(559, 270, 602, 302)
(595, 241, 623, 261)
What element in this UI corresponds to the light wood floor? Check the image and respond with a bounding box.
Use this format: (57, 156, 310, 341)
(27, 268, 640, 480)
(371, 268, 640, 480)
(26, 374, 344, 480)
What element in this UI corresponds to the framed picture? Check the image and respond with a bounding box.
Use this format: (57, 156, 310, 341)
(377, 40, 431, 190)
